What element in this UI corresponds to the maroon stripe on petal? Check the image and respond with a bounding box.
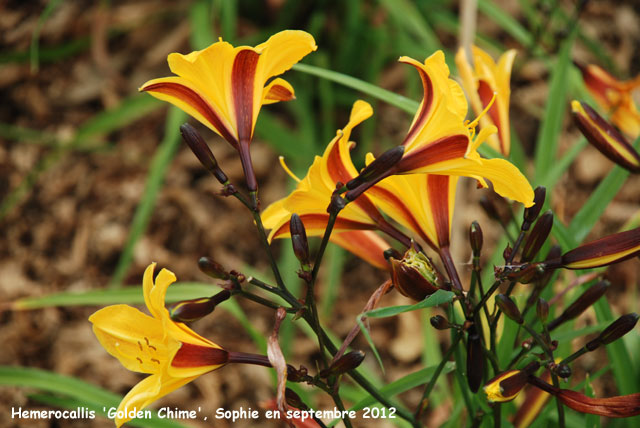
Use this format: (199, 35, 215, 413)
(232, 50, 260, 144)
(271, 214, 376, 239)
(397, 134, 468, 173)
(427, 175, 451, 248)
(402, 66, 433, 146)
(562, 227, 640, 267)
(478, 80, 505, 153)
(172, 342, 228, 368)
(142, 82, 237, 148)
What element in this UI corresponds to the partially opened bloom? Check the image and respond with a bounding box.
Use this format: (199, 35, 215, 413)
(571, 100, 640, 173)
(262, 100, 392, 268)
(90, 264, 228, 427)
(455, 46, 517, 155)
(393, 51, 533, 207)
(484, 370, 529, 403)
(576, 62, 640, 138)
(140, 30, 317, 192)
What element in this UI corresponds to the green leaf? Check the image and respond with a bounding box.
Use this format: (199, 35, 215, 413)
(293, 63, 419, 114)
(534, 31, 575, 183)
(0, 367, 186, 427)
(348, 361, 456, 411)
(108, 107, 186, 288)
(364, 290, 455, 318)
(356, 317, 385, 373)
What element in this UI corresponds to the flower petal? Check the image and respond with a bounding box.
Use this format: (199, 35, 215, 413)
(89, 304, 174, 374)
(262, 78, 295, 104)
(330, 230, 391, 269)
(115, 373, 198, 427)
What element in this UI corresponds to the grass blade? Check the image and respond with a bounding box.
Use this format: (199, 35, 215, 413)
(364, 290, 455, 318)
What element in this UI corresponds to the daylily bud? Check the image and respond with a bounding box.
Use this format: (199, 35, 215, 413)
(496, 294, 523, 323)
(503, 244, 513, 261)
(522, 187, 547, 230)
(289, 214, 310, 266)
(483, 363, 539, 403)
(180, 123, 229, 184)
(321, 350, 365, 377)
(561, 226, 640, 269)
(536, 298, 549, 323)
(389, 245, 442, 300)
(169, 290, 231, 322)
(469, 221, 483, 256)
(571, 100, 640, 173)
(285, 388, 308, 410)
(521, 211, 553, 262)
(430, 315, 450, 330)
(586, 313, 639, 351)
(345, 146, 405, 191)
(466, 324, 484, 393)
(198, 257, 230, 280)
(548, 281, 609, 331)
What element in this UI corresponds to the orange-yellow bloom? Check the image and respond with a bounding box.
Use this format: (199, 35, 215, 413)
(262, 100, 392, 268)
(394, 51, 533, 207)
(576, 62, 640, 139)
(89, 264, 227, 427)
(455, 46, 516, 156)
(140, 30, 317, 191)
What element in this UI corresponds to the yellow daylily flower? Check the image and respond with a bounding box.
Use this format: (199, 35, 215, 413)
(89, 264, 228, 427)
(365, 151, 457, 250)
(140, 30, 317, 191)
(394, 51, 534, 207)
(262, 100, 393, 268)
(455, 46, 516, 156)
(576, 62, 640, 139)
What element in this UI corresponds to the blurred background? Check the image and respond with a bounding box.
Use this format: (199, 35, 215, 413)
(1, 0, 639, 427)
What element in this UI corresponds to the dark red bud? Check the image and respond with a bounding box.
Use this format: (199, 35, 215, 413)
(180, 123, 228, 184)
(586, 313, 639, 350)
(169, 290, 231, 322)
(322, 350, 365, 377)
(522, 187, 546, 230)
(537, 298, 549, 323)
(466, 324, 484, 393)
(198, 257, 230, 280)
(496, 294, 523, 323)
(289, 214, 310, 265)
(346, 146, 404, 191)
(390, 246, 442, 300)
(469, 221, 483, 256)
(430, 315, 450, 330)
(548, 281, 609, 331)
(556, 364, 572, 379)
(521, 211, 553, 262)
(285, 388, 308, 410)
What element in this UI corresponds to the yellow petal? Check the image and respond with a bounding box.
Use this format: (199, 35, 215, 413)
(262, 78, 295, 104)
(89, 305, 175, 374)
(114, 373, 198, 427)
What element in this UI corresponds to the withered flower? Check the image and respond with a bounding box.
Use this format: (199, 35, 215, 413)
(389, 244, 443, 300)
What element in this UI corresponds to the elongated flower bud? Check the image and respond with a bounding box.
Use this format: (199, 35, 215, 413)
(390, 245, 442, 300)
(198, 257, 230, 280)
(285, 388, 308, 410)
(586, 313, 639, 351)
(346, 146, 405, 191)
(169, 290, 231, 322)
(289, 214, 310, 266)
(571, 100, 640, 173)
(496, 294, 523, 323)
(561, 227, 640, 269)
(180, 123, 229, 184)
(430, 315, 450, 330)
(522, 187, 547, 230)
(466, 324, 484, 393)
(469, 221, 483, 256)
(521, 210, 553, 262)
(321, 350, 365, 377)
(548, 281, 609, 330)
(536, 298, 549, 323)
